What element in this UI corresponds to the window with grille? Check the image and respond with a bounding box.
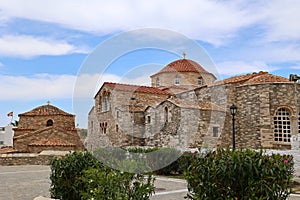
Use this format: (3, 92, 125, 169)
(102, 95, 109, 112)
(274, 108, 291, 143)
(213, 126, 219, 137)
(175, 75, 180, 85)
(198, 77, 203, 85)
(156, 78, 160, 87)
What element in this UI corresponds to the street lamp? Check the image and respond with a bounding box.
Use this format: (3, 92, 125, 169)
(230, 104, 237, 150)
(290, 74, 300, 137)
(131, 96, 136, 146)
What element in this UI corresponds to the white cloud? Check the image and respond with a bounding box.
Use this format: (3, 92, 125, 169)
(74, 73, 151, 99)
(0, 0, 299, 46)
(0, 35, 88, 58)
(0, 73, 151, 100)
(0, 0, 260, 46)
(0, 74, 76, 100)
(216, 61, 279, 76)
(290, 65, 300, 70)
(261, 0, 300, 42)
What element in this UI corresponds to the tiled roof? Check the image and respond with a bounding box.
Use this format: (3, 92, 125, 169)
(19, 104, 73, 116)
(167, 99, 224, 111)
(0, 146, 15, 154)
(161, 85, 190, 91)
(243, 73, 290, 85)
(210, 71, 290, 86)
(151, 59, 212, 76)
(29, 138, 76, 146)
(103, 82, 171, 95)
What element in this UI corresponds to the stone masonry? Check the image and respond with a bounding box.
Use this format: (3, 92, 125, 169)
(86, 58, 299, 150)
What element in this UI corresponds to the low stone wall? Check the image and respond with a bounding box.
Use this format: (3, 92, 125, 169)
(0, 151, 69, 166)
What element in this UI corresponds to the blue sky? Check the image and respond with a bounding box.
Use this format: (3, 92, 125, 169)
(0, 0, 300, 127)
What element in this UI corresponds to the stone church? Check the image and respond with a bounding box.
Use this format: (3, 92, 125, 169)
(86, 58, 300, 150)
(13, 103, 84, 153)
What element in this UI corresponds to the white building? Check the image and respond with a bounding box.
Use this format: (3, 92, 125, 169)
(0, 124, 14, 148)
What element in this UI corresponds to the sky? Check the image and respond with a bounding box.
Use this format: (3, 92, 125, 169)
(0, 0, 300, 128)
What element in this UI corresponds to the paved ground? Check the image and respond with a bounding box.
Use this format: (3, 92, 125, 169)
(0, 165, 300, 200)
(0, 165, 50, 200)
(0, 165, 187, 200)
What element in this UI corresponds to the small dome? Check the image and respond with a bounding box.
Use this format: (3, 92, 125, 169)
(151, 59, 212, 76)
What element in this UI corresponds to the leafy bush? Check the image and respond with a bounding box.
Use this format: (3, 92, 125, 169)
(80, 168, 155, 200)
(50, 151, 101, 200)
(50, 151, 155, 200)
(154, 151, 194, 175)
(185, 148, 294, 200)
(93, 147, 182, 174)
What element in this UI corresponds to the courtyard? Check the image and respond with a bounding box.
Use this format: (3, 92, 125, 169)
(1, 165, 300, 200)
(0, 165, 188, 200)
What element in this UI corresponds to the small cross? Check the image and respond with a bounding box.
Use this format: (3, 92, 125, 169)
(47, 100, 51, 105)
(182, 52, 186, 59)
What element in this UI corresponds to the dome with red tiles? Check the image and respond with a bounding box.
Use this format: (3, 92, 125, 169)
(151, 59, 211, 76)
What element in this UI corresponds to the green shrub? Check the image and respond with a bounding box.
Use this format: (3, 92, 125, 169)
(80, 168, 155, 200)
(50, 151, 155, 200)
(154, 151, 195, 175)
(93, 147, 182, 174)
(50, 151, 101, 200)
(184, 148, 294, 200)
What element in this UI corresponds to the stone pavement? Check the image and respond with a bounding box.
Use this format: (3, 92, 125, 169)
(0, 165, 188, 200)
(1, 165, 300, 200)
(0, 165, 51, 200)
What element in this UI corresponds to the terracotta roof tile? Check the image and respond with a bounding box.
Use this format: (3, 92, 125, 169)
(168, 99, 224, 111)
(161, 85, 189, 90)
(242, 73, 290, 85)
(151, 59, 212, 76)
(29, 138, 76, 147)
(0, 147, 15, 154)
(210, 71, 290, 87)
(20, 104, 73, 116)
(104, 82, 171, 95)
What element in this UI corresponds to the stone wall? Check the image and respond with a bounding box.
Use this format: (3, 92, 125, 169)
(86, 86, 170, 150)
(13, 127, 83, 153)
(0, 152, 67, 166)
(234, 82, 300, 149)
(18, 115, 75, 130)
(151, 71, 216, 88)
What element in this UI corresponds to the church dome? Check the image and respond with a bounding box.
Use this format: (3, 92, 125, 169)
(151, 59, 212, 76)
(19, 104, 73, 116)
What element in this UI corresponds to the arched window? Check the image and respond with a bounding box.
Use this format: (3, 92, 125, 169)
(175, 75, 180, 85)
(156, 78, 160, 87)
(101, 92, 110, 112)
(198, 77, 203, 85)
(164, 107, 168, 123)
(46, 119, 53, 127)
(274, 108, 291, 143)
